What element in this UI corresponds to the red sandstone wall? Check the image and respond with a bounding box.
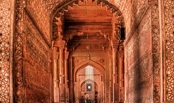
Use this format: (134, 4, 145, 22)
(20, 11, 52, 103)
(26, 0, 51, 43)
(123, 0, 153, 102)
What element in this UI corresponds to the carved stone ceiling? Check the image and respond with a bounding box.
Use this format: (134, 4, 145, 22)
(63, 0, 113, 51)
(64, 1, 113, 34)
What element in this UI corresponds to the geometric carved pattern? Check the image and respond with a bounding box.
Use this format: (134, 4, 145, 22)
(25, 14, 49, 70)
(0, 0, 11, 102)
(164, 0, 174, 102)
(14, 0, 52, 102)
(26, 0, 52, 43)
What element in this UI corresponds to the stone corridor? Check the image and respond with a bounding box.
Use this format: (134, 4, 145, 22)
(0, 0, 174, 103)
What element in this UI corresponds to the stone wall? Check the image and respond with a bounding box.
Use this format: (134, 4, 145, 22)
(26, 0, 52, 43)
(22, 11, 52, 103)
(122, 0, 154, 102)
(13, 0, 53, 102)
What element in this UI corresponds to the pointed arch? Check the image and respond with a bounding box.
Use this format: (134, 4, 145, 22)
(50, 0, 124, 40)
(75, 60, 105, 76)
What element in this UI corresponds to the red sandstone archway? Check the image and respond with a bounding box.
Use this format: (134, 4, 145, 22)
(74, 60, 105, 81)
(50, 0, 124, 40)
(51, 0, 125, 102)
(75, 64, 104, 103)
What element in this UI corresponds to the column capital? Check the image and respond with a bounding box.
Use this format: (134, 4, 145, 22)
(53, 39, 65, 48)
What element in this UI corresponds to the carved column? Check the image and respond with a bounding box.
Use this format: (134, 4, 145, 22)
(111, 40, 118, 103)
(118, 44, 124, 102)
(64, 48, 69, 102)
(111, 16, 120, 102)
(54, 16, 66, 102)
(59, 46, 65, 103)
(55, 36, 66, 103)
(53, 45, 59, 103)
(54, 36, 66, 102)
(113, 49, 116, 103)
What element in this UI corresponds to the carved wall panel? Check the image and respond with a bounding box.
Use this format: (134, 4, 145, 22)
(14, 0, 52, 102)
(164, 0, 174, 102)
(25, 15, 49, 70)
(26, 0, 52, 43)
(0, 0, 13, 102)
(22, 11, 52, 103)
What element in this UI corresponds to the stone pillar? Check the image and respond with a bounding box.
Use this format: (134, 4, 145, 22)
(53, 44, 59, 103)
(112, 47, 117, 103)
(111, 39, 119, 103)
(64, 48, 69, 102)
(118, 45, 124, 102)
(54, 33, 66, 103)
(59, 45, 65, 103)
(69, 57, 74, 102)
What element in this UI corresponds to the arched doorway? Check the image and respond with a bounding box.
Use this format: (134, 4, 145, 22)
(75, 65, 104, 103)
(51, 0, 125, 103)
(4, 0, 169, 102)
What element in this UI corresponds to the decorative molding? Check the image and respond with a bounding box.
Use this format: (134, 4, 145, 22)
(150, 0, 161, 102)
(13, 0, 25, 102)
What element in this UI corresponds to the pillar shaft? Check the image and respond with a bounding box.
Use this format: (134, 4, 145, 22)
(118, 45, 124, 102)
(59, 47, 64, 84)
(53, 47, 59, 102)
(112, 48, 117, 103)
(65, 50, 69, 102)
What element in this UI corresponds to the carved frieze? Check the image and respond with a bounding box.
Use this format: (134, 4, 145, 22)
(13, 0, 52, 102)
(23, 10, 51, 102)
(150, 0, 161, 102)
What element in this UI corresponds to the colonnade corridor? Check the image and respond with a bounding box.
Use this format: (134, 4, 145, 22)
(1, 0, 173, 103)
(52, 1, 125, 102)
